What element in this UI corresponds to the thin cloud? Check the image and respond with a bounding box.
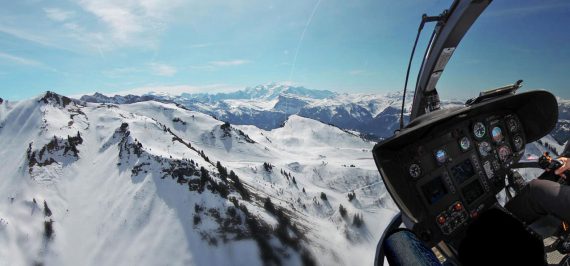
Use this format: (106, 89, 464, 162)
(349, 69, 366, 76)
(190, 59, 252, 71)
(110, 84, 242, 96)
(44, 8, 75, 22)
(189, 65, 216, 71)
(102, 67, 141, 78)
(0, 51, 43, 66)
(148, 63, 177, 76)
(349, 69, 375, 76)
(0, 23, 81, 55)
(209, 59, 251, 67)
(79, 2, 143, 43)
(76, 0, 183, 48)
(189, 43, 217, 48)
(63, 23, 81, 31)
(0, 25, 57, 48)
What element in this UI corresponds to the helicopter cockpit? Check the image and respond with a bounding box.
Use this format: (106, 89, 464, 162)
(371, 0, 566, 264)
(373, 88, 558, 249)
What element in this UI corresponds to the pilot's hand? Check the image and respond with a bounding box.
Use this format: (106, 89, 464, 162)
(555, 157, 569, 179)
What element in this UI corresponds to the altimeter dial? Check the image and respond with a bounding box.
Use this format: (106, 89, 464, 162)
(498, 145, 512, 162)
(478, 141, 492, 157)
(512, 135, 524, 151)
(473, 122, 486, 139)
(459, 136, 471, 151)
(507, 118, 519, 132)
(409, 163, 422, 179)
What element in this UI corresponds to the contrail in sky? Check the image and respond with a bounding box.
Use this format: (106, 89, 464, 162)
(288, 0, 322, 81)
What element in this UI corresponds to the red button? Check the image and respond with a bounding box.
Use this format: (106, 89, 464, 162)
(437, 215, 446, 225)
(454, 203, 463, 211)
(470, 211, 479, 218)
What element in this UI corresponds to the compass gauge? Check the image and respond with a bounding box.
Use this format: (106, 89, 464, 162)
(473, 122, 486, 139)
(459, 136, 471, 151)
(478, 141, 492, 157)
(409, 163, 422, 179)
(512, 135, 524, 151)
(507, 118, 519, 132)
(498, 145, 512, 162)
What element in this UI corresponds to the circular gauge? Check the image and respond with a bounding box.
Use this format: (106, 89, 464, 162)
(491, 126, 503, 143)
(409, 163, 422, 179)
(473, 122, 486, 139)
(507, 118, 518, 132)
(459, 136, 471, 151)
(512, 135, 524, 151)
(435, 149, 448, 164)
(478, 141, 492, 157)
(498, 145, 512, 162)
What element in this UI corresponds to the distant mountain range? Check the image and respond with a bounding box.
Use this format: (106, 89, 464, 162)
(80, 84, 569, 144)
(81, 84, 418, 140)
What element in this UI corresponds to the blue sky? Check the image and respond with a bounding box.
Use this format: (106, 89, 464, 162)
(0, 0, 568, 100)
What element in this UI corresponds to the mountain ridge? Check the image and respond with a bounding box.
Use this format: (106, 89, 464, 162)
(79, 85, 570, 143)
(0, 91, 395, 266)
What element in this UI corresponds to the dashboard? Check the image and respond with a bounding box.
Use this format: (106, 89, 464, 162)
(393, 112, 525, 245)
(372, 90, 558, 248)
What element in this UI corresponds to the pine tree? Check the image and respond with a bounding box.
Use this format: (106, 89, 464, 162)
(216, 161, 228, 181)
(43, 201, 52, 217)
(264, 197, 276, 214)
(353, 213, 364, 227)
(199, 166, 209, 192)
(348, 191, 356, 201)
(339, 204, 347, 218)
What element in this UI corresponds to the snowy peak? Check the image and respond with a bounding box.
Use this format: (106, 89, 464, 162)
(78, 86, 411, 141)
(273, 115, 370, 146)
(79, 92, 159, 104)
(245, 83, 335, 100)
(39, 91, 82, 109)
(229, 83, 335, 100)
(79, 86, 570, 143)
(177, 83, 336, 102)
(273, 94, 310, 115)
(2, 95, 337, 266)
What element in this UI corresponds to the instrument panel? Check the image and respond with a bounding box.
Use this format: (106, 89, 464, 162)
(373, 90, 558, 248)
(399, 112, 525, 244)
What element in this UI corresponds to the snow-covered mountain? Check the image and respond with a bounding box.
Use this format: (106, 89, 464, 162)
(178, 83, 336, 102)
(81, 84, 570, 144)
(0, 91, 397, 266)
(81, 84, 417, 140)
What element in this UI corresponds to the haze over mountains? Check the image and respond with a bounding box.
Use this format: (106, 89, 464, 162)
(80, 83, 443, 140)
(0, 85, 567, 266)
(80, 83, 570, 143)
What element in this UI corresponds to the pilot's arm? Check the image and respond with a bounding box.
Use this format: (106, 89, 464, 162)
(554, 156, 570, 179)
(506, 156, 570, 223)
